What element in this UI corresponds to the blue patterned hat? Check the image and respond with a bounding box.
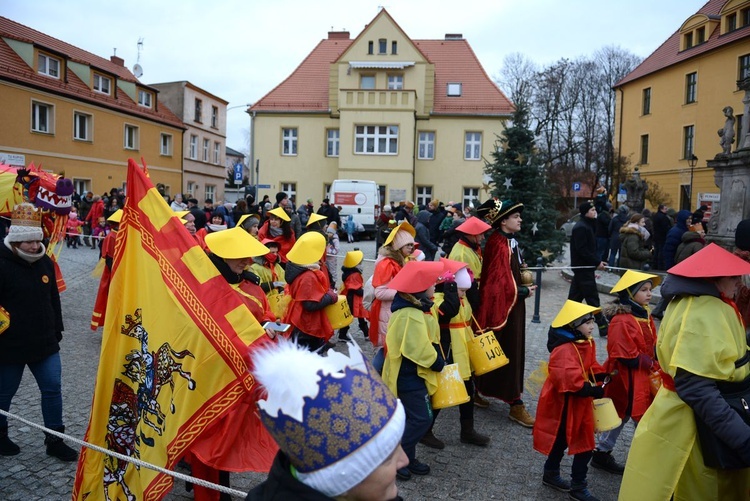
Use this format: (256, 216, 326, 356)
(252, 339, 405, 497)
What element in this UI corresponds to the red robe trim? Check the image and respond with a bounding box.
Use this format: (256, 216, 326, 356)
(284, 268, 333, 340)
(342, 272, 367, 318)
(476, 232, 516, 331)
(368, 257, 402, 346)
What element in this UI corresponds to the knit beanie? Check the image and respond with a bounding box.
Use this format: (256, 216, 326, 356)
(391, 228, 415, 250)
(579, 201, 594, 216)
(736, 219, 750, 251)
(6, 203, 44, 243)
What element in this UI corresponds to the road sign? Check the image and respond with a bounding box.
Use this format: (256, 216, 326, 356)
(257, 184, 271, 189)
(233, 164, 243, 185)
(617, 187, 627, 203)
(572, 182, 581, 192)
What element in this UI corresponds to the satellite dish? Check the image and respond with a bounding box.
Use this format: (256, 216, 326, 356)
(133, 64, 143, 78)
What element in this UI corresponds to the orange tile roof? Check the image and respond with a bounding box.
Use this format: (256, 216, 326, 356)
(616, 0, 749, 87)
(0, 16, 184, 129)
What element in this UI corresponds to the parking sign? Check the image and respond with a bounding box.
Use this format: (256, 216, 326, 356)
(572, 182, 581, 192)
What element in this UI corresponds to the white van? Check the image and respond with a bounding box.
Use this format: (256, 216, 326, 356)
(329, 179, 380, 235)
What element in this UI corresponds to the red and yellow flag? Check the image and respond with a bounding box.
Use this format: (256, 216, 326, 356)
(73, 160, 269, 500)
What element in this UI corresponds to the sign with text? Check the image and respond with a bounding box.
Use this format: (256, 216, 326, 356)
(233, 164, 243, 185)
(0, 152, 25, 166)
(333, 192, 367, 205)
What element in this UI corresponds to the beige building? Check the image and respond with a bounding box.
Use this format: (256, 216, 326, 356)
(614, 0, 750, 212)
(0, 16, 184, 197)
(152, 81, 229, 203)
(249, 9, 513, 209)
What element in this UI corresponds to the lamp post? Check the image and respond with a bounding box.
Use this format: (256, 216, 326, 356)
(688, 153, 698, 209)
(227, 103, 253, 189)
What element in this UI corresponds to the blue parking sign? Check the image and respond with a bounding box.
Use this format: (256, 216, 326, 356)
(233, 164, 243, 184)
(572, 182, 581, 192)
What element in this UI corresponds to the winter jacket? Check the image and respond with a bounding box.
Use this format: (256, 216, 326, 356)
(415, 210, 438, 260)
(652, 210, 672, 245)
(608, 212, 629, 252)
(595, 210, 611, 239)
(245, 451, 335, 501)
(618, 225, 652, 270)
(674, 231, 705, 264)
(570, 217, 599, 267)
(662, 210, 692, 269)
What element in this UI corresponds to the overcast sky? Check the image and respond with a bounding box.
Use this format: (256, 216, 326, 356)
(6, 0, 705, 153)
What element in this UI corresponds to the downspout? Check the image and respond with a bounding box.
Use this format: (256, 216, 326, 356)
(412, 110, 417, 202)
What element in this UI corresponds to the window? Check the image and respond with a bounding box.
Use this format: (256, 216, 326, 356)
(391, 41, 398, 55)
(37, 53, 60, 78)
(360, 75, 375, 89)
(387, 75, 403, 90)
(465, 132, 482, 160)
(281, 183, 296, 201)
(368, 41, 373, 55)
(447, 83, 462, 97)
(740, 54, 750, 80)
(684, 32, 693, 49)
(160, 133, 173, 156)
(31, 101, 53, 133)
(326, 129, 340, 157)
(194, 98, 202, 122)
(642, 87, 651, 115)
(203, 138, 210, 161)
(137, 90, 152, 108)
(282, 128, 298, 155)
(418, 132, 435, 159)
(189, 135, 198, 159)
(683, 125, 695, 159)
(640, 134, 649, 164)
(696, 27, 705, 45)
(205, 185, 215, 202)
(378, 39, 387, 54)
(213, 141, 220, 164)
(124, 125, 139, 149)
(728, 13, 738, 32)
(743, 7, 750, 27)
(73, 179, 90, 198)
(73, 112, 92, 141)
(211, 106, 218, 128)
(463, 187, 479, 210)
(416, 186, 432, 207)
(93, 74, 111, 95)
(685, 72, 697, 104)
(354, 125, 399, 155)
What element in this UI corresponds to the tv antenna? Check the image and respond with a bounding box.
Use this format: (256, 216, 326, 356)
(132, 38, 144, 78)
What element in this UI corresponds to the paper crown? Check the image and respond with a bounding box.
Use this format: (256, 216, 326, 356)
(551, 300, 601, 328)
(388, 260, 444, 293)
(610, 270, 661, 294)
(205, 227, 269, 259)
(456, 216, 491, 235)
(667, 243, 750, 278)
(306, 213, 328, 227)
(7, 203, 44, 243)
(475, 198, 523, 227)
(383, 221, 416, 248)
(268, 207, 290, 222)
(107, 209, 123, 223)
(287, 231, 326, 265)
(343, 250, 364, 268)
(253, 340, 405, 497)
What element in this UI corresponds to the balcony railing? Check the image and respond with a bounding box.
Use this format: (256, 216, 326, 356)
(338, 89, 416, 111)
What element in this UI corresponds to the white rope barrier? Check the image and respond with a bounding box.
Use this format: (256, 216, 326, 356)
(0, 408, 249, 498)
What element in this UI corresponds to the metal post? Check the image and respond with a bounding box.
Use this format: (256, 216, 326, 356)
(531, 257, 543, 324)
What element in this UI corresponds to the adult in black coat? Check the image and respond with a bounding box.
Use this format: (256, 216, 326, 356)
(607, 205, 630, 267)
(594, 201, 611, 262)
(652, 204, 672, 270)
(427, 200, 446, 246)
(568, 201, 609, 336)
(662, 210, 692, 270)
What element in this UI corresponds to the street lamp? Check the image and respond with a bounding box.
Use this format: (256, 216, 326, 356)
(688, 153, 698, 209)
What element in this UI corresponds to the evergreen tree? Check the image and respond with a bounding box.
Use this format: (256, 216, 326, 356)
(484, 103, 566, 264)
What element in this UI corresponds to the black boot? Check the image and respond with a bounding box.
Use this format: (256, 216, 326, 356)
(0, 425, 20, 456)
(591, 449, 624, 474)
(542, 470, 570, 492)
(44, 426, 78, 462)
(360, 322, 369, 339)
(460, 418, 490, 446)
(569, 481, 600, 501)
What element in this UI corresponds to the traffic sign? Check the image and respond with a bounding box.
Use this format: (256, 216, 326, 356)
(572, 182, 581, 192)
(233, 163, 243, 185)
(257, 184, 271, 189)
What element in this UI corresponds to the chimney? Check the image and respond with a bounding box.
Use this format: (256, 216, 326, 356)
(110, 55, 124, 66)
(444, 33, 463, 40)
(328, 31, 350, 40)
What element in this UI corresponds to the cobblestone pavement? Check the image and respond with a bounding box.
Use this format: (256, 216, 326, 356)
(0, 238, 638, 500)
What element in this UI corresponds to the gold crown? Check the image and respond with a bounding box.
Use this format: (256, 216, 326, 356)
(121, 308, 143, 338)
(11, 203, 42, 227)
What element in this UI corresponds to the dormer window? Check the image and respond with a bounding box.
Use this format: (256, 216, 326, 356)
(447, 83, 462, 97)
(93, 74, 111, 95)
(728, 12, 738, 31)
(138, 89, 152, 108)
(696, 26, 705, 44)
(721, 3, 750, 34)
(684, 32, 694, 49)
(38, 53, 60, 79)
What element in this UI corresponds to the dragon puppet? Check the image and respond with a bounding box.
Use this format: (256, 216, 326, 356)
(0, 162, 74, 291)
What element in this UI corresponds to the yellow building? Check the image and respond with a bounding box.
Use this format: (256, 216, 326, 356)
(614, 0, 750, 212)
(249, 9, 513, 209)
(0, 17, 184, 198)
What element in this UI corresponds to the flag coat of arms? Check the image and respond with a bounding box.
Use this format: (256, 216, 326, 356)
(73, 160, 274, 500)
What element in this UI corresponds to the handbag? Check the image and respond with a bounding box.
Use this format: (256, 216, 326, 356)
(693, 351, 750, 470)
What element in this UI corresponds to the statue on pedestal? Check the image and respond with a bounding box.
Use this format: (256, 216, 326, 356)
(624, 167, 647, 214)
(719, 106, 735, 155)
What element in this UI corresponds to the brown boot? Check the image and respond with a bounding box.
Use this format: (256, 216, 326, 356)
(508, 403, 535, 428)
(460, 419, 490, 446)
(473, 393, 490, 408)
(419, 428, 445, 449)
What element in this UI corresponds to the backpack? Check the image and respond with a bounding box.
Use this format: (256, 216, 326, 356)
(362, 275, 375, 311)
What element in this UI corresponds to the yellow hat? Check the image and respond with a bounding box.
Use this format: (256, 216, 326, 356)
(175, 210, 190, 219)
(610, 270, 661, 293)
(383, 221, 416, 247)
(343, 250, 364, 268)
(106, 209, 123, 223)
(237, 213, 260, 228)
(287, 231, 326, 265)
(268, 207, 291, 222)
(306, 213, 328, 227)
(205, 227, 269, 259)
(551, 300, 601, 328)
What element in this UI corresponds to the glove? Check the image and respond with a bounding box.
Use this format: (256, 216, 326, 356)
(574, 382, 604, 398)
(438, 270, 455, 284)
(590, 384, 605, 399)
(637, 353, 654, 371)
(326, 290, 339, 303)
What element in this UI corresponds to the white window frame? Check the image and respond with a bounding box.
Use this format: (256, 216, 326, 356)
(213, 141, 220, 164)
(416, 186, 432, 207)
(211, 106, 218, 128)
(160, 133, 173, 156)
(282, 128, 298, 156)
(189, 135, 198, 159)
(418, 131, 435, 160)
(73, 179, 90, 198)
(327, 129, 340, 157)
(37, 53, 60, 79)
(360, 75, 376, 89)
(354, 125, 399, 155)
(124, 124, 139, 150)
(73, 111, 92, 141)
(137, 89, 152, 108)
(387, 74, 404, 90)
(194, 98, 203, 122)
(203, 138, 210, 162)
(447, 82, 462, 97)
(463, 187, 480, 209)
(281, 183, 297, 201)
(93, 74, 111, 95)
(205, 185, 215, 202)
(464, 132, 482, 160)
(31, 101, 54, 133)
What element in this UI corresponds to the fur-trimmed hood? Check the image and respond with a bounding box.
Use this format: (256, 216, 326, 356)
(378, 243, 406, 267)
(619, 225, 643, 238)
(602, 301, 633, 318)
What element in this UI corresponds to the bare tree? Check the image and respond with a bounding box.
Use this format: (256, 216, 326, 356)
(497, 52, 538, 109)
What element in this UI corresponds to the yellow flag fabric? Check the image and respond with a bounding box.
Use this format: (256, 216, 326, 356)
(73, 159, 266, 501)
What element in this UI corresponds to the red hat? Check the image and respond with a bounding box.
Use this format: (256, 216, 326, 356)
(456, 216, 491, 235)
(439, 257, 468, 275)
(388, 261, 444, 293)
(667, 243, 750, 278)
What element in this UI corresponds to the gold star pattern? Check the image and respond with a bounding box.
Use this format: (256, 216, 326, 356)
(541, 249, 553, 259)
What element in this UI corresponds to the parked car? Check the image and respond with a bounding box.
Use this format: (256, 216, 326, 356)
(558, 214, 581, 239)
